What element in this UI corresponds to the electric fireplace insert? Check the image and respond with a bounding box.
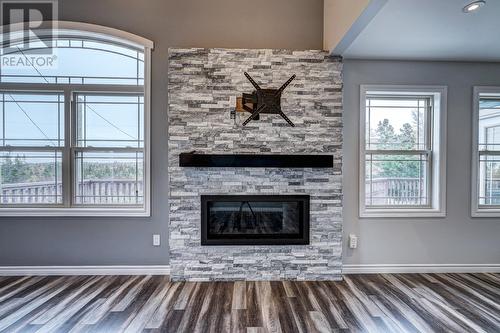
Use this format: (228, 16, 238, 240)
(201, 195, 310, 245)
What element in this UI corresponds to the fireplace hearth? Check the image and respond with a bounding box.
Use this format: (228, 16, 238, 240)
(201, 195, 310, 245)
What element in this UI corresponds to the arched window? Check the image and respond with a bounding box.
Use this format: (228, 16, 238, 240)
(0, 22, 153, 216)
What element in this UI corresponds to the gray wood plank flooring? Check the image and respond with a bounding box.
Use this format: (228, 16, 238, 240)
(0, 273, 498, 332)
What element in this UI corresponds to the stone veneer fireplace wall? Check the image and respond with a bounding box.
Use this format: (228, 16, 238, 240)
(168, 48, 343, 281)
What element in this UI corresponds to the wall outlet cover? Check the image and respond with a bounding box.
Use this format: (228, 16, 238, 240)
(349, 234, 358, 249)
(153, 234, 160, 246)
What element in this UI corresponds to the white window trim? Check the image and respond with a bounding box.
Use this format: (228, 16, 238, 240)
(359, 85, 447, 218)
(0, 21, 154, 50)
(0, 22, 153, 217)
(471, 86, 500, 217)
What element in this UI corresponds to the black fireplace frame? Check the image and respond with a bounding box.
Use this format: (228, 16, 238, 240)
(201, 195, 310, 246)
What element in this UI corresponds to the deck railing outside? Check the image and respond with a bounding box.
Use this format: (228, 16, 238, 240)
(367, 178, 500, 205)
(484, 178, 500, 205)
(0, 179, 142, 204)
(366, 178, 425, 205)
(1, 178, 499, 206)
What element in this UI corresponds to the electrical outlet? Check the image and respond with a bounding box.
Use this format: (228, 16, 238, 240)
(153, 234, 161, 246)
(349, 234, 358, 249)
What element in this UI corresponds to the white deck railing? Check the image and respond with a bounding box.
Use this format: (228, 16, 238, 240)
(366, 178, 424, 205)
(1, 178, 499, 206)
(0, 179, 142, 204)
(367, 178, 500, 205)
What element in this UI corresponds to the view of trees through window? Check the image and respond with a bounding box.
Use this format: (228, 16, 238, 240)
(0, 151, 62, 204)
(365, 96, 430, 207)
(1, 154, 58, 184)
(371, 113, 422, 178)
(1, 154, 139, 184)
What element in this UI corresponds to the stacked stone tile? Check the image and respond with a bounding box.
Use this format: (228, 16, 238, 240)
(168, 48, 343, 281)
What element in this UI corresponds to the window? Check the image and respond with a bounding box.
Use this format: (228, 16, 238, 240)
(359, 85, 447, 217)
(0, 22, 153, 216)
(472, 87, 500, 217)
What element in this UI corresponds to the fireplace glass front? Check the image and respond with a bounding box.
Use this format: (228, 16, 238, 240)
(201, 195, 310, 245)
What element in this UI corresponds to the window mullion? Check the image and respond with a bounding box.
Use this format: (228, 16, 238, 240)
(2, 93, 5, 147)
(73, 147, 144, 153)
(365, 149, 431, 155)
(0, 146, 63, 152)
(479, 150, 500, 156)
(63, 89, 73, 208)
(423, 98, 433, 206)
(425, 97, 433, 151)
(0, 83, 144, 94)
(426, 150, 433, 206)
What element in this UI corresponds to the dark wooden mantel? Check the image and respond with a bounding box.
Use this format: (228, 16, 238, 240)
(179, 153, 334, 168)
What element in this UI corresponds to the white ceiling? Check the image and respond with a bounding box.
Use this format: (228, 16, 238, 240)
(343, 0, 500, 61)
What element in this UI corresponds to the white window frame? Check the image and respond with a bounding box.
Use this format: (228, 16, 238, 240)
(471, 86, 500, 217)
(0, 21, 153, 217)
(359, 85, 447, 218)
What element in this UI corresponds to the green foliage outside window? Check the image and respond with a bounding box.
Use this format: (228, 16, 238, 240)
(372, 111, 422, 179)
(0, 154, 139, 184)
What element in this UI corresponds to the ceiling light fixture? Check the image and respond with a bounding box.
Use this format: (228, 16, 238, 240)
(463, 0, 486, 13)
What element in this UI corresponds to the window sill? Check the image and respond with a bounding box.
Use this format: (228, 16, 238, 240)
(0, 207, 150, 217)
(471, 208, 500, 218)
(360, 208, 446, 218)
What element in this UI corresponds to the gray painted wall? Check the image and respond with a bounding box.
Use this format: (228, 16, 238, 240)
(0, 0, 323, 266)
(2, 1, 499, 269)
(343, 59, 500, 266)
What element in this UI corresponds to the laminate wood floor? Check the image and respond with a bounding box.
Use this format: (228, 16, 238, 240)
(0, 273, 498, 332)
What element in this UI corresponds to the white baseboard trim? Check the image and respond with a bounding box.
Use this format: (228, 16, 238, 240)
(0, 265, 170, 276)
(343, 264, 500, 274)
(2, 264, 498, 277)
